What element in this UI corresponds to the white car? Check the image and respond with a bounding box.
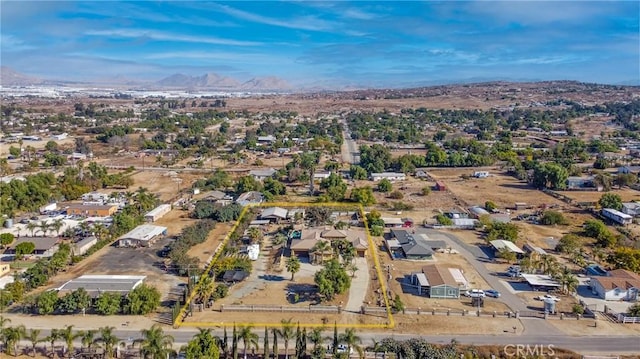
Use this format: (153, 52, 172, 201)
(465, 289, 485, 298)
(536, 294, 560, 302)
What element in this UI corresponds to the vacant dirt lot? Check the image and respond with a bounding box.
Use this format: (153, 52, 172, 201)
(128, 170, 203, 201)
(555, 188, 640, 203)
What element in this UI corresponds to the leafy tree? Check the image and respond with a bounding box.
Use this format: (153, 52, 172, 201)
(319, 173, 347, 201)
(497, 247, 517, 263)
(81, 330, 97, 355)
(45, 329, 61, 359)
(15, 241, 35, 259)
(314, 259, 351, 301)
(583, 219, 615, 247)
(25, 328, 44, 357)
(420, 186, 431, 196)
(35, 290, 59, 315)
(628, 303, 640, 317)
(235, 176, 262, 194)
(392, 294, 405, 313)
(9, 146, 21, 157)
(61, 325, 82, 358)
(306, 207, 332, 226)
(615, 173, 638, 188)
(607, 247, 640, 272)
(237, 325, 258, 359)
(531, 162, 569, 190)
(484, 201, 497, 212)
(351, 186, 376, 206)
(184, 328, 220, 359)
(377, 178, 392, 193)
(555, 234, 581, 254)
(138, 324, 174, 359)
(485, 222, 519, 242)
(0, 233, 14, 247)
(3, 324, 25, 356)
(124, 284, 160, 315)
(263, 177, 286, 198)
(95, 292, 122, 315)
(286, 255, 301, 281)
(540, 211, 568, 225)
(598, 193, 623, 210)
(349, 165, 368, 180)
(308, 327, 325, 359)
(388, 190, 403, 199)
(436, 214, 453, 226)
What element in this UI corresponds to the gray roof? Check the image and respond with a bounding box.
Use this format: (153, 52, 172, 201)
(390, 229, 414, 245)
(9, 237, 58, 251)
(57, 275, 146, 297)
(402, 241, 434, 256)
(260, 207, 288, 219)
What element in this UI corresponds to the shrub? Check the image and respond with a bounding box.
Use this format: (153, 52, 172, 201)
(484, 201, 497, 212)
(389, 191, 403, 199)
(436, 214, 453, 226)
(540, 211, 568, 225)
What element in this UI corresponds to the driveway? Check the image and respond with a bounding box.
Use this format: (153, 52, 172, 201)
(345, 257, 369, 312)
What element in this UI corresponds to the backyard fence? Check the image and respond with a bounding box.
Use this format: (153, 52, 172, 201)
(217, 304, 341, 314)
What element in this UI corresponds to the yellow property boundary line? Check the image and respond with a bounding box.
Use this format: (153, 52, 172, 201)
(174, 201, 394, 329)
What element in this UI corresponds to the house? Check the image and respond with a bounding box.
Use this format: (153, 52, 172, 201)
(523, 243, 547, 260)
(590, 269, 640, 301)
(50, 133, 68, 140)
(414, 168, 429, 179)
(490, 240, 525, 257)
(57, 275, 146, 298)
(601, 208, 633, 225)
(259, 207, 289, 222)
(6, 237, 59, 258)
(566, 176, 595, 190)
(435, 181, 446, 191)
(201, 190, 234, 205)
(257, 135, 276, 144)
(381, 217, 404, 228)
(472, 171, 489, 178)
(69, 152, 88, 160)
(419, 264, 461, 298)
(81, 191, 110, 204)
(144, 204, 171, 222)
(370, 172, 406, 182)
(249, 168, 277, 181)
(617, 166, 640, 175)
(313, 171, 332, 180)
(0, 263, 10, 277)
(235, 191, 265, 207)
(290, 227, 368, 259)
(73, 236, 98, 256)
(622, 202, 640, 217)
(386, 229, 446, 260)
(118, 224, 167, 247)
(65, 204, 118, 217)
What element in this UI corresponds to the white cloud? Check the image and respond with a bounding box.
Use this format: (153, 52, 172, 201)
(0, 34, 35, 51)
(85, 29, 262, 47)
(212, 4, 338, 31)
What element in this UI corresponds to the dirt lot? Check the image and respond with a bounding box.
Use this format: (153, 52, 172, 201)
(187, 222, 233, 268)
(127, 170, 204, 201)
(556, 188, 640, 203)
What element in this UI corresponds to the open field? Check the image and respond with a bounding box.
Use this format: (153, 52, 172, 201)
(556, 188, 640, 203)
(128, 170, 203, 202)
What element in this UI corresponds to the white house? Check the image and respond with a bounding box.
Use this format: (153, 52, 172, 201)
(622, 202, 640, 217)
(81, 191, 110, 204)
(249, 168, 276, 181)
(591, 269, 640, 301)
(370, 172, 406, 182)
(50, 133, 68, 140)
(118, 224, 167, 247)
(144, 204, 171, 222)
(472, 171, 490, 178)
(236, 191, 265, 207)
(601, 208, 633, 225)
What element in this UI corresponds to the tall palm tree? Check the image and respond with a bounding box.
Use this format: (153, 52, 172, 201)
(196, 275, 215, 306)
(311, 240, 331, 265)
(95, 326, 120, 359)
(339, 328, 363, 359)
(280, 319, 295, 359)
(138, 324, 174, 359)
(263, 327, 269, 359)
(237, 325, 258, 359)
(81, 330, 96, 355)
(307, 327, 325, 357)
(540, 254, 558, 275)
(271, 328, 280, 359)
(4, 325, 26, 357)
(25, 329, 44, 357)
(286, 255, 301, 281)
(26, 222, 38, 237)
(46, 329, 61, 359)
(51, 218, 65, 237)
(38, 220, 50, 236)
(61, 325, 82, 358)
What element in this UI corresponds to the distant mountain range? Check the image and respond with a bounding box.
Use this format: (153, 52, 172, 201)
(0, 66, 293, 91)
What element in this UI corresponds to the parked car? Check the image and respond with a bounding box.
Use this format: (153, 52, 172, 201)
(464, 289, 485, 298)
(485, 289, 501, 298)
(328, 345, 353, 354)
(19, 218, 29, 224)
(535, 294, 560, 302)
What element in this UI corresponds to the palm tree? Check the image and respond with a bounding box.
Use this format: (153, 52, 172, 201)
(540, 254, 558, 275)
(138, 324, 174, 359)
(4, 325, 26, 356)
(95, 326, 120, 359)
(46, 329, 61, 359)
(237, 325, 258, 359)
(286, 255, 301, 281)
(39, 220, 50, 236)
(61, 325, 82, 358)
(92, 223, 109, 240)
(311, 240, 331, 265)
(0, 315, 10, 330)
(270, 328, 280, 359)
(339, 328, 363, 359)
(26, 222, 38, 237)
(81, 330, 96, 355)
(25, 329, 44, 357)
(308, 327, 325, 359)
(263, 327, 269, 359)
(247, 227, 263, 244)
(196, 275, 215, 306)
(51, 218, 65, 237)
(280, 319, 295, 359)
(272, 233, 287, 247)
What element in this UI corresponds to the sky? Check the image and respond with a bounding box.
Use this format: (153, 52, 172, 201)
(1, 1, 639, 88)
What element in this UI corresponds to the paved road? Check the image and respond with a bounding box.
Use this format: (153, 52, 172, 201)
(345, 257, 370, 312)
(424, 229, 563, 336)
(16, 329, 640, 355)
(340, 119, 359, 164)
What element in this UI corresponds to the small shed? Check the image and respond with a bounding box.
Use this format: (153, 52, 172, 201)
(435, 181, 446, 191)
(144, 204, 171, 222)
(73, 236, 98, 256)
(222, 270, 249, 284)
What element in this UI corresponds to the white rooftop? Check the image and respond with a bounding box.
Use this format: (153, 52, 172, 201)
(145, 204, 171, 217)
(490, 239, 525, 254)
(119, 224, 167, 242)
(521, 274, 560, 287)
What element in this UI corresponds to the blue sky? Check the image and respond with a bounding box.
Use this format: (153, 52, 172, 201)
(1, 1, 638, 87)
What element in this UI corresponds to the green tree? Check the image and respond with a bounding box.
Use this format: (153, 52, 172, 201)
(73, 288, 91, 315)
(124, 284, 160, 315)
(35, 290, 58, 315)
(349, 165, 368, 180)
(26, 222, 38, 237)
(607, 247, 640, 272)
(263, 327, 269, 359)
(237, 325, 258, 359)
(25, 328, 44, 357)
(435, 214, 453, 226)
(308, 327, 325, 359)
(532, 162, 569, 190)
(314, 260, 351, 301)
(286, 255, 301, 281)
(9, 146, 21, 158)
(138, 324, 174, 359)
(485, 222, 519, 242)
(377, 179, 392, 193)
(484, 201, 497, 212)
(184, 328, 220, 359)
(598, 193, 623, 210)
(351, 186, 376, 206)
(555, 234, 581, 254)
(279, 319, 294, 359)
(95, 326, 120, 359)
(540, 211, 568, 225)
(497, 247, 517, 263)
(614, 173, 638, 188)
(420, 186, 431, 196)
(628, 303, 640, 317)
(95, 292, 122, 315)
(14, 241, 35, 260)
(319, 173, 347, 201)
(339, 328, 363, 359)
(61, 325, 82, 358)
(3, 324, 25, 356)
(81, 330, 97, 355)
(392, 294, 405, 313)
(271, 327, 279, 359)
(45, 329, 61, 359)
(0, 233, 14, 248)
(235, 176, 262, 194)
